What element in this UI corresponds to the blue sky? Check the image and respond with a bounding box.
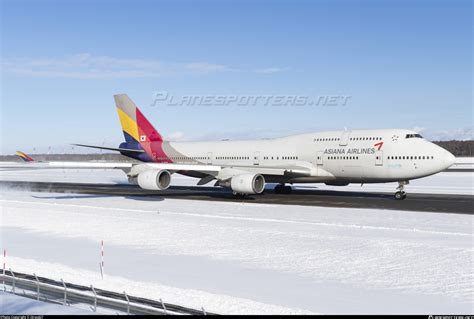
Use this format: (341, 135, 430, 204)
(1, 0, 472, 154)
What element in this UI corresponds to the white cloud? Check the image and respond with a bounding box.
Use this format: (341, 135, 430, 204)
(2, 54, 290, 79)
(423, 127, 473, 141)
(166, 131, 186, 141)
(411, 126, 426, 134)
(2, 53, 231, 79)
(252, 67, 289, 74)
(183, 62, 230, 73)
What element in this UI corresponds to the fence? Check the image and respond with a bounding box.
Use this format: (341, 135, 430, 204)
(1, 269, 213, 315)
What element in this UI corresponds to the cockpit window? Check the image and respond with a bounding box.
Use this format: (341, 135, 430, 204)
(405, 133, 423, 139)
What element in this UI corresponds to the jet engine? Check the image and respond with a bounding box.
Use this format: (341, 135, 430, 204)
(229, 173, 265, 195)
(136, 169, 171, 190)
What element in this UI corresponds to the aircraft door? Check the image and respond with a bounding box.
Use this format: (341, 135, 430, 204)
(316, 151, 324, 165)
(339, 131, 351, 146)
(375, 150, 383, 166)
(207, 152, 213, 165)
(253, 151, 260, 165)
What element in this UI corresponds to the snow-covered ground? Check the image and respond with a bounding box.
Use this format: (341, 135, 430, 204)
(451, 157, 474, 170)
(1, 186, 473, 314)
(0, 168, 472, 195)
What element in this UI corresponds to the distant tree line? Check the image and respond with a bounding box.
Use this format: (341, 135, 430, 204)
(433, 140, 473, 157)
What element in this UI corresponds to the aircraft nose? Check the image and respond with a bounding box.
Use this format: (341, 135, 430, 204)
(443, 151, 456, 169)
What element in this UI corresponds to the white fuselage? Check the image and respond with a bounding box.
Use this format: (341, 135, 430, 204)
(162, 129, 455, 185)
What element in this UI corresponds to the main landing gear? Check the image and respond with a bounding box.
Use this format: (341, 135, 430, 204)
(274, 184, 292, 194)
(232, 192, 248, 198)
(395, 181, 408, 200)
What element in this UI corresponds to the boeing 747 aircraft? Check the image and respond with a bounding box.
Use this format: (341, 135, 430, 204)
(15, 151, 35, 162)
(5, 94, 455, 200)
(65, 94, 455, 200)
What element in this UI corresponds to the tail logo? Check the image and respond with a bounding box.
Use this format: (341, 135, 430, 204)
(114, 94, 171, 163)
(16, 151, 34, 162)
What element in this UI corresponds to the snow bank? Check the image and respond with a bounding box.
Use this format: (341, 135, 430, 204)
(1, 189, 472, 314)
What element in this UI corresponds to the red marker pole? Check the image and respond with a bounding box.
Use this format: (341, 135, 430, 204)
(3, 249, 6, 290)
(100, 241, 104, 279)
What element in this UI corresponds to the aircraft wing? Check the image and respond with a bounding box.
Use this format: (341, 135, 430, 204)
(0, 161, 134, 171)
(48, 161, 134, 169)
(1, 160, 319, 177)
(130, 162, 328, 179)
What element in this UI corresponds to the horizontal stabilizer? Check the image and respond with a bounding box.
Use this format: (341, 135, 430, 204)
(72, 144, 145, 153)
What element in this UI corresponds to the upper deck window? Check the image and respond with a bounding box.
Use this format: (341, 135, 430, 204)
(405, 133, 423, 139)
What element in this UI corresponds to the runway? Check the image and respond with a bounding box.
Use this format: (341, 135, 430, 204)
(1, 180, 471, 214)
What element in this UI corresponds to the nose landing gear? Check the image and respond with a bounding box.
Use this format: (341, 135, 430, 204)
(395, 181, 408, 200)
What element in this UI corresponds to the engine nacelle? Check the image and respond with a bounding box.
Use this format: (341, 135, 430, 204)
(136, 169, 171, 190)
(230, 174, 265, 194)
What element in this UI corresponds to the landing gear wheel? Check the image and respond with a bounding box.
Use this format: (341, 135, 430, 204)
(274, 184, 282, 194)
(395, 192, 407, 200)
(394, 191, 407, 200)
(394, 181, 409, 200)
(274, 184, 292, 194)
(232, 192, 248, 198)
